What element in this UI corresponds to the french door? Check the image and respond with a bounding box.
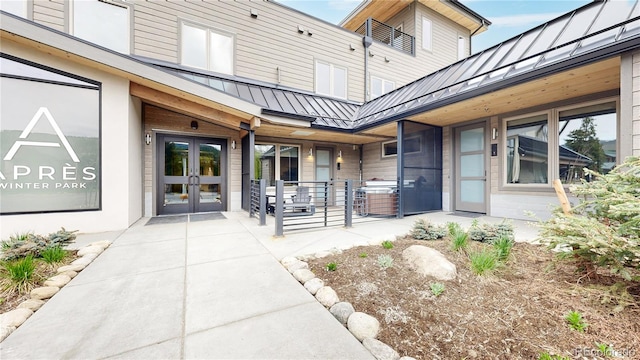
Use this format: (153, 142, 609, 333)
(454, 124, 487, 213)
(157, 134, 226, 215)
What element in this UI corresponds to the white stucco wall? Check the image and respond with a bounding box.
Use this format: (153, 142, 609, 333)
(0, 40, 142, 238)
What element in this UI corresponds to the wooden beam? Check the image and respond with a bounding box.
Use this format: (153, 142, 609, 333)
(130, 83, 245, 130)
(251, 116, 261, 130)
(239, 129, 249, 139)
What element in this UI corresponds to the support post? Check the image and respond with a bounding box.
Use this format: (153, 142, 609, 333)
(259, 178, 266, 226)
(397, 121, 404, 219)
(345, 180, 353, 228)
(275, 180, 284, 236)
(552, 179, 572, 216)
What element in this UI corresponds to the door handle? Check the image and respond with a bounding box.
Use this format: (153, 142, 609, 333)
(194, 175, 200, 186)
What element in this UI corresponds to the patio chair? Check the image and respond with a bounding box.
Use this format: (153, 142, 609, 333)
(283, 186, 316, 216)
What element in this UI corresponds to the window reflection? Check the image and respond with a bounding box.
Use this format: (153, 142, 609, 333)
(506, 114, 549, 184)
(254, 144, 299, 185)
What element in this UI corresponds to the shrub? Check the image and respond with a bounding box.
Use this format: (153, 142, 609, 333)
(377, 254, 394, 269)
(359, 252, 368, 258)
(469, 249, 499, 275)
(430, 282, 445, 297)
(40, 246, 67, 264)
(410, 219, 447, 240)
(326, 262, 338, 271)
(1, 228, 77, 261)
(1, 255, 37, 294)
(538, 353, 570, 360)
(539, 157, 640, 280)
(493, 235, 515, 261)
(468, 220, 514, 243)
(446, 222, 463, 236)
(565, 310, 588, 332)
(381, 240, 394, 249)
(451, 231, 469, 252)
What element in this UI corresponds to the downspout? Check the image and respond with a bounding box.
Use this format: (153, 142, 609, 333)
(469, 19, 485, 56)
(363, 18, 373, 101)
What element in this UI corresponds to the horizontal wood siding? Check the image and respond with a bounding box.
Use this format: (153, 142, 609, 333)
(32, 0, 65, 32)
(362, 142, 397, 181)
(132, 0, 366, 102)
(386, 3, 415, 36)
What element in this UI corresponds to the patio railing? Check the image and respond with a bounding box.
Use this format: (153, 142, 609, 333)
(250, 179, 399, 236)
(355, 18, 415, 56)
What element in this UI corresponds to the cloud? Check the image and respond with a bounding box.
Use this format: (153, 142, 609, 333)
(489, 12, 563, 27)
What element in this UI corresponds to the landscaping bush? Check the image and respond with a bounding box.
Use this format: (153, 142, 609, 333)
(410, 219, 447, 240)
(468, 220, 514, 243)
(1, 228, 77, 261)
(539, 157, 640, 280)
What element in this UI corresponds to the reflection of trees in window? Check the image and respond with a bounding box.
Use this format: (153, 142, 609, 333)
(563, 117, 605, 173)
(254, 144, 299, 185)
(165, 141, 189, 176)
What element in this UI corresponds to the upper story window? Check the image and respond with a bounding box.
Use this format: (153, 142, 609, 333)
(181, 22, 234, 75)
(0, 0, 27, 18)
(315, 61, 347, 99)
(371, 76, 394, 99)
(72, 0, 130, 54)
(422, 17, 432, 51)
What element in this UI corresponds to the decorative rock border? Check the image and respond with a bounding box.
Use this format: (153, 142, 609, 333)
(0, 240, 112, 342)
(280, 235, 417, 360)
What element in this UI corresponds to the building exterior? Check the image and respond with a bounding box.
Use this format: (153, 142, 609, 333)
(1, 0, 639, 237)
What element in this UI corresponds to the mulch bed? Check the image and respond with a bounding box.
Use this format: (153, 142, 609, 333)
(308, 238, 640, 359)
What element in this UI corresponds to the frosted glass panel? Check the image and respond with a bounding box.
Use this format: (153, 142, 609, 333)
(317, 150, 330, 166)
(461, 154, 484, 177)
(460, 128, 484, 152)
(460, 180, 484, 203)
(316, 168, 330, 181)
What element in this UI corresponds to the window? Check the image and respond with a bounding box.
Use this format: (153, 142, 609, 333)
(315, 61, 347, 98)
(457, 36, 466, 60)
(181, 22, 234, 75)
(72, 0, 130, 54)
(506, 113, 549, 184)
(371, 76, 394, 99)
(0, 0, 27, 18)
(504, 99, 618, 187)
(254, 144, 299, 185)
(558, 101, 616, 183)
(422, 17, 432, 51)
(382, 137, 421, 158)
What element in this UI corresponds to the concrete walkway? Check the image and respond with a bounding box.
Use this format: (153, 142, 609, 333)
(0, 211, 540, 359)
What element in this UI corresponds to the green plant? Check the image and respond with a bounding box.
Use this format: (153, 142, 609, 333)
(469, 249, 499, 275)
(359, 252, 368, 258)
(1, 255, 37, 294)
(595, 343, 614, 357)
(40, 246, 67, 264)
(538, 352, 570, 360)
(539, 157, 640, 280)
(565, 310, 588, 332)
(468, 220, 514, 243)
(377, 254, 394, 269)
(381, 240, 394, 249)
(493, 235, 514, 261)
(410, 219, 447, 240)
(326, 262, 338, 271)
(1, 227, 77, 261)
(430, 282, 445, 296)
(451, 231, 469, 252)
(446, 222, 463, 236)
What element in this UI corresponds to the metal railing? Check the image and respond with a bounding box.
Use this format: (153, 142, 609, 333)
(250, 179, 399, 236)
(356, 18, 415, 56)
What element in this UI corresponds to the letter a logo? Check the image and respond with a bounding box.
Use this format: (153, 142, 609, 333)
(3, 107, 79, 162)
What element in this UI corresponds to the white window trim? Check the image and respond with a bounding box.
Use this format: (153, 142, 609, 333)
(421, 17, 432, 52)
(180, 20, 235, 75)
(370, 75, 395, 99)
(500, 96, 619, 191)
(315, 60, 348, 99)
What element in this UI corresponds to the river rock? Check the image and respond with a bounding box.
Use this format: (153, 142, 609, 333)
(30, 286, 59, 300)
(303, 278, 324, 294)
(292, 269, 315, 283)
(330, 302, 355, 325)
(44, 274, 72, 288)
(363, 338, 400, 360)
(315, 286, 339, 307)
(347, 312, 380, 341)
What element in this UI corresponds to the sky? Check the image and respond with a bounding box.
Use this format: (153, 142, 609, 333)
(279, 0, 592, 53)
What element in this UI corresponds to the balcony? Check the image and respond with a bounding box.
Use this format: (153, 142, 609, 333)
(356, 18, 415, 56)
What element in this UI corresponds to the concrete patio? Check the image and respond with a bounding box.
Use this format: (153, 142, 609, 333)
(0, 211, 540, 359)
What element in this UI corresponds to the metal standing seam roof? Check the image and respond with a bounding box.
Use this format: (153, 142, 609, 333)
(148, 0, 640, 133)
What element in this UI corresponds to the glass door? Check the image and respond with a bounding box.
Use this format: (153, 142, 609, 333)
(315, 148, 333, 207)
(455, 124, 487, 213)
(158, 135, 226, 215)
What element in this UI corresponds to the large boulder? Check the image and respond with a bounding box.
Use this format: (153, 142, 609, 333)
(402, 245, 457, 281)
(347, 312, 380, 341)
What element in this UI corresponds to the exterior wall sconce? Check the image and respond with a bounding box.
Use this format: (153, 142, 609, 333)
(338, 150, 342, 158)
(231, 140, 236, 149)
(308, 148, 313, 157)
(191, 120, 198, 130)
(145, 133, 151, 145)
(492, 127, 498, 140)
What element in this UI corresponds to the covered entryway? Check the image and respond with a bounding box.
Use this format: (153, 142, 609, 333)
(157, 134, 226, 215)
